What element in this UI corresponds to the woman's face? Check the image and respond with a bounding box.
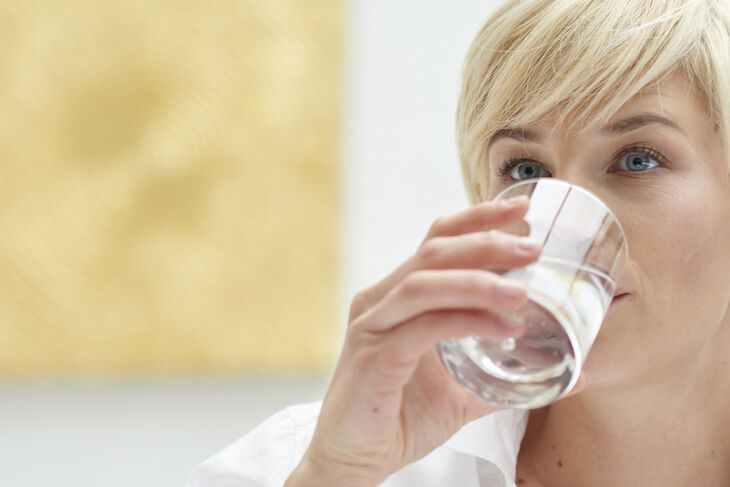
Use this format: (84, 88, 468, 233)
(486, 72, 730, 389)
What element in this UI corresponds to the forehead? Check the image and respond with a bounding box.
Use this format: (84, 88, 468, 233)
(514, 73, 708, 137)
(613, 73, 703, 118)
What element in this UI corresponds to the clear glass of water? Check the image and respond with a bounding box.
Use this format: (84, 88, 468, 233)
(438, 178, 628, 409)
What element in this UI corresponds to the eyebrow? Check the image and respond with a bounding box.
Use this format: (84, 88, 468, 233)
(488, 127, 541, 148)
(601, 113, 682, 135)
(488, 113, 683, 148)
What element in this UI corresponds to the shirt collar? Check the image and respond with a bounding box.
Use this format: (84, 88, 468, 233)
(443, 408, 529, 481)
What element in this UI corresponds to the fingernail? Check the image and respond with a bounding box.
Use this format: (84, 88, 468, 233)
(517, 237, 541, 251)
(498, 280, 526, 299)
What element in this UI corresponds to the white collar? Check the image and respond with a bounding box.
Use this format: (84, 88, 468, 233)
(443, 408, 529, 481)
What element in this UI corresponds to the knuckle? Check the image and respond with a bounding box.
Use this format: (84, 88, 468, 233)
(346, 323, 400, 366)
(348, 288, 374, 321)
(462, 271, 484, 292)
(481, 229, 501, 245)
(427, 216, 447, 236)
(417, 237, 445, 263)
(344, 316, 372, 343)
(345, 316, 385, 354)
(464, 270, 495, 293)
(471, 230, 501, 257)
(343, 327, 381, 364)
(481, 229, 511, 250)
(399, 270, 430, 299)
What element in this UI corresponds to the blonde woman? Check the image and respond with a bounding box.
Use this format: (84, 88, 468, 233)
(190, 0, 730, 485)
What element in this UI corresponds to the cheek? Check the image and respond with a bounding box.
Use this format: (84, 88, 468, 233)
(628, 190, 730, 327)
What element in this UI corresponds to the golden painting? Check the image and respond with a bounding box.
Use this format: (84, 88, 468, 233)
(0, 0, 340, 375)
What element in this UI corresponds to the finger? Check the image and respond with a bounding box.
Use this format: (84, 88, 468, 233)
(423, 195, 529, 241)
(417, 230, 542, 271)
(356, 269, 528, 333)
(349, 230, 541, 323)
(384, 308, 526, 362)
(346, 196, 529, 324)
(347, 308, 526, 394)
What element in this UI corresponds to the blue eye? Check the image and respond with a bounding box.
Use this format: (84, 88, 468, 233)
(496, 145, 666, 182)
(498, 160, 550, 181)
(619, 152, 660, 172)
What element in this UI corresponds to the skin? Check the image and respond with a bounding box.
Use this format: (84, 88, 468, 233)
(486, 73, 730, 486)
(286, 72, 729, 486)
(287, 195, 551, 486)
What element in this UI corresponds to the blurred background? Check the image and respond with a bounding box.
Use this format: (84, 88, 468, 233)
(0, 1, 498, 485)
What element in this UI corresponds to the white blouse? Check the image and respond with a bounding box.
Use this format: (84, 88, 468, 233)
(187, 402, 530, 487)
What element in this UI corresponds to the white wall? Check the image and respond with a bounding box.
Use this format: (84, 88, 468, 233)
(4, 2, 501, 486)
(340, 0, 498, 329)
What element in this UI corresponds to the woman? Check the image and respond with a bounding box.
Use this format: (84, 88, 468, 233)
(190, 0, 730, 485)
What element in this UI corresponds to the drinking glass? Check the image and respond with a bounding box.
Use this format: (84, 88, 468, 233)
(438, 178, 628, 409)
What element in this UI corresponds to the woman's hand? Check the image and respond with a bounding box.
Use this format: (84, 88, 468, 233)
(286, 196, 543, 486)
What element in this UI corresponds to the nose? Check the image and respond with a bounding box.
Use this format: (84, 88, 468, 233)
(533, 164, 615, 209)
(547, 169, 624, 228)
(545, 171, 631, 287)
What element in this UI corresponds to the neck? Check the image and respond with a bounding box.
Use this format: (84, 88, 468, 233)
(518, 321, 730, 486)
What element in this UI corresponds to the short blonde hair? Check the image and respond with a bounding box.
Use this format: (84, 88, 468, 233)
(456, 0, 730, 203)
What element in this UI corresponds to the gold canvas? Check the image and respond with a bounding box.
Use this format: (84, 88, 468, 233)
(0, 0, 340, 375)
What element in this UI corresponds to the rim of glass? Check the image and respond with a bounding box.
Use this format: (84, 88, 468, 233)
(492, 178, 628, 251)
